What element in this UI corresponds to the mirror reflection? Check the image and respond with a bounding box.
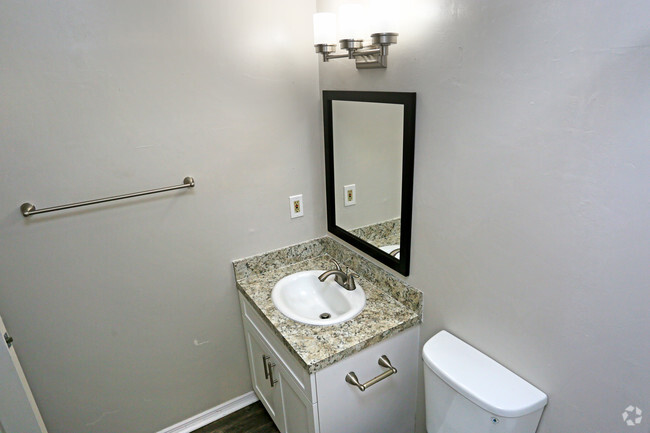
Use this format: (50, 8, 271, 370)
(333, 100, 403, 253)
(323, 91, 415, 276)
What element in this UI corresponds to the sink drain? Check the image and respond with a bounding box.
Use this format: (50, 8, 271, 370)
(319, 313, 331, 319)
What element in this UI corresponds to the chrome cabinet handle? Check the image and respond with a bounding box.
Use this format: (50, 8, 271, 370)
(262, 355, 270, 379)
(268, 361, 278, 387)
(345, 355, 397, 392)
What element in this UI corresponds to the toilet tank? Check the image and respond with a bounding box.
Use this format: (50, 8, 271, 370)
(423, 331, 547, 433)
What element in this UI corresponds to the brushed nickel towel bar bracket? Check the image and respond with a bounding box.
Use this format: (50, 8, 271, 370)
(20, 176, 195, 217)
(345, 355, 397, 392)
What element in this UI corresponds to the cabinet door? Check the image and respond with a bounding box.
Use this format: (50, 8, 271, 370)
(280, 369, 318, 433)
(239, 294, 316, 403)
(244, 324, 285, 431)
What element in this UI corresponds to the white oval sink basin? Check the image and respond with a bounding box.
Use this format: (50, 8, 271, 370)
(272, 270, 366, 326)
(379, 244, 400, 259)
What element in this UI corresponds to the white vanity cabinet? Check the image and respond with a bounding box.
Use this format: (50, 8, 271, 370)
(241, 294, 318, 433)
(239, 294, 420, 433)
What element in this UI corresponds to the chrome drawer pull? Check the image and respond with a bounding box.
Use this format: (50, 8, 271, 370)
(345, 355, 397, 392)
(268, 361, 278, 387)
(262, 355, 270, 379)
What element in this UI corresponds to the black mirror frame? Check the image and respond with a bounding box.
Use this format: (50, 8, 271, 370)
(323, 90, 416, 276)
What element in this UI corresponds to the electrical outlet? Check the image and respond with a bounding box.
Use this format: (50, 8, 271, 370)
(344, 184, 356, 207)
(289, 194, 304, 218)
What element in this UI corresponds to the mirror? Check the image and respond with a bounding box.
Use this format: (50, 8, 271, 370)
(323, 91, 416, 275)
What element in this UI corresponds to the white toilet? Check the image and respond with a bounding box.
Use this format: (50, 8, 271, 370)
(423, 331, 548, 433)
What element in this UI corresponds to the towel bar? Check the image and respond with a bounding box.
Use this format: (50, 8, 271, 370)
(20, 177, 195, 217)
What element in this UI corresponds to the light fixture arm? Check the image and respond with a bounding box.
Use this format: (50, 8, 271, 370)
(314, 32, 398, 69)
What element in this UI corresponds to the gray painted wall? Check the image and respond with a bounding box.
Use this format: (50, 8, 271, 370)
(0, 1, 324, 432)
(318, 0, 650, 432)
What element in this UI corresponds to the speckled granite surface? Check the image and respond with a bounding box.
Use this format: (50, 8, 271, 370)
(233, 236, 422, 373)
(348, 218, 401, 248)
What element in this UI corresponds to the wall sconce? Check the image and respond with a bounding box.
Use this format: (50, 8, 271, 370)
(313, 3, 398, 69)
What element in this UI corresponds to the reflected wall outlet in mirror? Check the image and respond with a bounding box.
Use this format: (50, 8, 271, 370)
(289, 194, 304, 218)
(344, 184, 356, 207)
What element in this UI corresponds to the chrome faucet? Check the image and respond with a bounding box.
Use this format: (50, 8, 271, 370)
(318, 258, 359, 291)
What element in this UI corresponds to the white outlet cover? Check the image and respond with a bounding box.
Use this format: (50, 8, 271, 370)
(289, 194, 304, 218)
(344, 184, 356, 206)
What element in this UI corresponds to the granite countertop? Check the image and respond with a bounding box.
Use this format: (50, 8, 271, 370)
(233, 237, 422, 373)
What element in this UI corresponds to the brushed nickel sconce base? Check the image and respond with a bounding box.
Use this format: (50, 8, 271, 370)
(314, 43, 337, 62)
(315, 33, 398, 69)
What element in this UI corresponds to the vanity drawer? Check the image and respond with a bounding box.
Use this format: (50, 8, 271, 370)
(314, 325, 420, 433)
(239, 294, 317, 404)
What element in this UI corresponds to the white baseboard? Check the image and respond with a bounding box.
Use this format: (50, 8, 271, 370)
(157, 391, 259, 433)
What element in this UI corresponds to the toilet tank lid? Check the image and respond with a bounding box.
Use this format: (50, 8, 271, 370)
(422, 330, 547, 418)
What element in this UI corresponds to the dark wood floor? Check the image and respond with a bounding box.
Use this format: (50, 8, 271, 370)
(192, 401, 280, 433)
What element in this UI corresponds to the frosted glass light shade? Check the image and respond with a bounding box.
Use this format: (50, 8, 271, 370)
(313, 13, 337, 45)
(338, 4, 364, 40)
(370, 1, 399, 33)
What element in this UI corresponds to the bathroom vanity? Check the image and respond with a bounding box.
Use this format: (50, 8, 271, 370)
(234, 236, 422, 433)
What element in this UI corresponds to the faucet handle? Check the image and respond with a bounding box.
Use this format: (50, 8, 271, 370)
(344, 265, 358, 276)
(345, 268, 360, 291)
(329, 258, 342, 271)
